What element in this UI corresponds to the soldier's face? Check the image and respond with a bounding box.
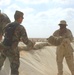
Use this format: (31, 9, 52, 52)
(59, 25, 66, 29)
(19, 17, 23, 23)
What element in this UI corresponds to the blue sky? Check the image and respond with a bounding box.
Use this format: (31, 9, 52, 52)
(0, 0, 74, 38)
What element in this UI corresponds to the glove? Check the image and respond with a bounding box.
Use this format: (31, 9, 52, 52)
(26, 41, 35, 50)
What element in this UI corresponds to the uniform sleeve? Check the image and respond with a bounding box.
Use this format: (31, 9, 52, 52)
(20, 26, 34, 49)
(0, 13, 11, 35)
(53, 30, 59, 37)
(67, 30, 73, 42)
(53, 29, 73, 42)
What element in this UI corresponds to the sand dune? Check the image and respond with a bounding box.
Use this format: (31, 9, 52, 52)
(0, 42, 74, 75)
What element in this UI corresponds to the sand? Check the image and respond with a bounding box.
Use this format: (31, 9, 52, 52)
(0, 42, 74, 75)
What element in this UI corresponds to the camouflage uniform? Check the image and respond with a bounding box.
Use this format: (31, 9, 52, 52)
(53, 28, 74, 75)
(0, 12, 11, 36)
(0, 11, 34, 75)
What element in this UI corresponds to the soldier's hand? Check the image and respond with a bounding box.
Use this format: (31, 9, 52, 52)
(27, 41, 36, 50)
(32, 41, 35, 46)
(30, 41, 35, 49)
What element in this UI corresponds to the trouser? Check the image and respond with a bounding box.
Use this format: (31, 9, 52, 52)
(0, 47, 20, 75)
(56, 39, 74, 75)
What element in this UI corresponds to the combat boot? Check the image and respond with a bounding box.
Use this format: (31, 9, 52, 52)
(57, 72, 63, 75)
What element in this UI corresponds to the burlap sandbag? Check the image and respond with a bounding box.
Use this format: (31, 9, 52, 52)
(47, 36, 63, 46)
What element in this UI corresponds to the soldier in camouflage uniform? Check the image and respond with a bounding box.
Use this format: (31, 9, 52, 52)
(0, 10, 11, 41)
(0, 10, 35, 75)
(53, 20, 74, 75)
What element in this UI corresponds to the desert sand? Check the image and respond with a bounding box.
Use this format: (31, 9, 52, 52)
(0, 42, 74, 75)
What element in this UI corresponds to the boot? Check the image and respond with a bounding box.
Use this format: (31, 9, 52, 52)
(57, 72, 63, 75)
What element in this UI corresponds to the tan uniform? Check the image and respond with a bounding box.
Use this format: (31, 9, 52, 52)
(53, 28, 74, 75)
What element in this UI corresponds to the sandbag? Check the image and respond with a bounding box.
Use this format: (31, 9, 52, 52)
(47, 36, 63, 46)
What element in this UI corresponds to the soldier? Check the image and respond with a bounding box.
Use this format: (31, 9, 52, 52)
(47, 20, 74, 75)
(0, 10, 11, 41)
(0, 10, 35, 75)
(52, 20, 74, 75)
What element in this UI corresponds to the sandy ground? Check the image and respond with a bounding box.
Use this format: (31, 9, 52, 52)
(0, 42, 74, 75)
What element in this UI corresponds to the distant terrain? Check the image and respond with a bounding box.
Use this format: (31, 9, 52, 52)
(29, 38, 47, 42)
